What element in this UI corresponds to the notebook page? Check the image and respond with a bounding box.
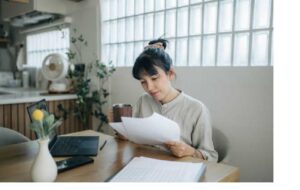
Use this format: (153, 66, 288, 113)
(110, 157, 206, 182)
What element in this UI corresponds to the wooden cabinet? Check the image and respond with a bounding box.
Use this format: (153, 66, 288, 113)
(0, 99, 90, 140)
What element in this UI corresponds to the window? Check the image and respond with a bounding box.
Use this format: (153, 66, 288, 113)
(26, 28, 70, 68)
(101, 0, 273, 67)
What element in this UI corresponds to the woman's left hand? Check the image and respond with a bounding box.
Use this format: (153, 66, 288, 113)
(165, 141, 195, 158)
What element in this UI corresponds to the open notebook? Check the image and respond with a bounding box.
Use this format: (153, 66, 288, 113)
(109, 157, 206, 182)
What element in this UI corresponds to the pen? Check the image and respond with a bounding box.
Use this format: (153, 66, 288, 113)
(99, 140, 107, 151)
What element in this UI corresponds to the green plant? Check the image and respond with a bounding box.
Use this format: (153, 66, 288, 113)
(58, 28, 116, 131)
(29, 109, 63, 139)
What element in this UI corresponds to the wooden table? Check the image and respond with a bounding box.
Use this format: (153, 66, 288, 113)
(0, 130, 239, 182)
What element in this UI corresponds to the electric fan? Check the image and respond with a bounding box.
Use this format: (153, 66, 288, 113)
(41, 53, 69, 93)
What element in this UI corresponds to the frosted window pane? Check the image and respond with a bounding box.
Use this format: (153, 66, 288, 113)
(178, 0, 189, 7)
(251, 31, 269, 66)
(102, 22, 110, 43)
(235, 0, 251, 31)
(166, 0, 176, 9)
(110, 20, 118, 43)
(166, 39, 175, 64)
(102, 45, 110, 64)
(219, 0, 233, 32)
(135, 0, 144, 14)
(125, 43, 134, 66)
(166, 10, 176, 38)
(117, 44, 125, 66)
(118, 0, 126, 18)
(190, 5, 202, 35)
(233, 33, 249, 66)
(110, 44, 118, 66)
(144, 13, 154, 40)
(188, 37, 201, 66)
(155, 0, 165, 11)
(154, 12, 164, 38)
(102, 0, 110, 20)
(117, 19, 125, 42)
(176, 38, 188, 66)
(253, 0, 271, 29)
(125, 17, 134, 41)
(110, 0, 118, 19)
(145, 0, 154, 12)
(135, 15, 144, 40)
(217, 34, 232, 66)
(191, 0, 202, 4)
(134, 42, 144, 61)
(202, 36, 216, 66)
(126, 0, 135, 16)
(204, 2, 217, 34)
(177, 7, 188, 37)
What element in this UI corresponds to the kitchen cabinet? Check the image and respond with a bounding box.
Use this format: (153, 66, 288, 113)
(0, 99, 91, 140)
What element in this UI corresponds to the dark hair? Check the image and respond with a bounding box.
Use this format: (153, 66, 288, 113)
(132, 39, 173, 80)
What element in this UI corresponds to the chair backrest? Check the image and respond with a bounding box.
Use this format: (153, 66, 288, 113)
(0, 127, 30, 147)
(212, 127, 229, 163)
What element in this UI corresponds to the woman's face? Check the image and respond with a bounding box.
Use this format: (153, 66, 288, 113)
(139, 66, 175, 103)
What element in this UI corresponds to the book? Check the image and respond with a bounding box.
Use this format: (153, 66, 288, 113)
(109, 156, 206, 182)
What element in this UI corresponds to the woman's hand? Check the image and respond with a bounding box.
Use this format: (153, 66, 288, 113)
(165, 141, 196, 158)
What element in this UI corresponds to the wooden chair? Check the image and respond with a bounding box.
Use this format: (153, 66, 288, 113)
(0, 127, 30, 147)
(212, 127, 229, 163)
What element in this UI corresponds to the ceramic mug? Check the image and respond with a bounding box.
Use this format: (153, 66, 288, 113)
(112, 104, 132, 122)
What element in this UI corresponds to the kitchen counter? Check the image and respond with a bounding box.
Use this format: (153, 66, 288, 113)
(0, 87, 77, 105)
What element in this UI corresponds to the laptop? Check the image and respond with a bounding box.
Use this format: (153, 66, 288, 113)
(48, 129, 99, 157)
(27, 99, 99, 157)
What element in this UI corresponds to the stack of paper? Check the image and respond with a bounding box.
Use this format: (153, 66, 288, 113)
(109, 113, 180, 145)
(109, 157, 206, 182)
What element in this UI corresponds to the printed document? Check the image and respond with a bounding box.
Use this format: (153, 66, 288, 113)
(109, 156, 206, 182)
(109, 113, 180, 145)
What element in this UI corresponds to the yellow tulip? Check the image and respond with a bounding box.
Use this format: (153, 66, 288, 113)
(32, 109, 44, 121)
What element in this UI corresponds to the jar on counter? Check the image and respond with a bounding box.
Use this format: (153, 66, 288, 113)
(22, 71, 29, 88)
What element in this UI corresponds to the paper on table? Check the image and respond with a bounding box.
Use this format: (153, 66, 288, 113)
(121, 113, 180, 145)
(109, 122, 128, 138)
(109, 156, 206, 182)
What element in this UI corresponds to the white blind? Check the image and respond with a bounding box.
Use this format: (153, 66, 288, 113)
(101, 0, 273, 67)
(26, 28, 70, 68)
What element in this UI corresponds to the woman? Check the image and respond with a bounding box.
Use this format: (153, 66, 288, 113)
(131, 39, 218, 162)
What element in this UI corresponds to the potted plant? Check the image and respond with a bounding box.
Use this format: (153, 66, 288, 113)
(29, 109, 63, 182)
(58, 28, 116, 132)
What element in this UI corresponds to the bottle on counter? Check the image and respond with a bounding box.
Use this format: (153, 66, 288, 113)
(22, 70, 29, 88)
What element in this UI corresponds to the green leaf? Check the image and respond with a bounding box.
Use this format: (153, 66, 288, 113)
(44, 114, 55, 128)
(28, 121, 42, 136)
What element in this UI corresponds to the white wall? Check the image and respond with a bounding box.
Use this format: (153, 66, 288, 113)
(109, 67, 273, 182)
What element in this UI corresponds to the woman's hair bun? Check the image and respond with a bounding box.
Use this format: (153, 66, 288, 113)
(148, 38, 168, 50)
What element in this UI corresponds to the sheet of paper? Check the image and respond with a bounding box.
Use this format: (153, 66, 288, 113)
(121, 113, 180, 145)
(109, 122, 128, 138)
(110, 156, 206, 182)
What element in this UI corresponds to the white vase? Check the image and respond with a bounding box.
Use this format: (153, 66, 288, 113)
(31, 138, 57, 182)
